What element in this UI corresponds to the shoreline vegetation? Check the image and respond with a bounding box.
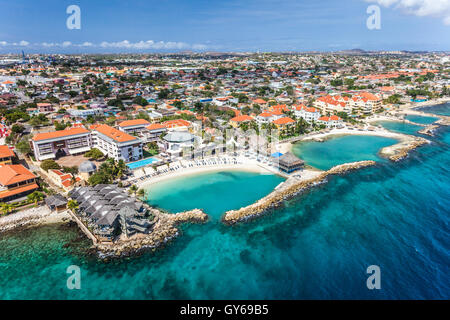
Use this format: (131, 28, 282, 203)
(0, 101, 448, 258)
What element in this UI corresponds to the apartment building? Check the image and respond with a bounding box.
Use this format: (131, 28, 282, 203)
(31, 127, 92, 161)
(90, 124, 143, 162)
(294, 104, 321, 123)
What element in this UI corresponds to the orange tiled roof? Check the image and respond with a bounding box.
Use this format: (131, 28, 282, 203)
(32, 127, 90, 142)
(272, 117, 295, 125)
(146, 123, 166, 130)
(0, 164, 36, 186)
(162, 119, 191, 128)
(0, 183, 38, 199)
(230, 115, 254, 122)
(91, 124, 137, 143)
(118, 119, 150, 127)
(0, 145, 15, 158)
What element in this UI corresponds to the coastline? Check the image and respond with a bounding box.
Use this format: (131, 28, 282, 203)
(289, 127, 429, 162)
(0, 207, 71, 233)
(222, 161, 376, 224)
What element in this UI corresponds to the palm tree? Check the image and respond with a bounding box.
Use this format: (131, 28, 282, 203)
(27, 191, 44, 205)
(67, 200, 79, 212)
(0, 202, 14, 215)
(129, 184, 138, 195)
(137, 188, 145, 199)
(115, 159, 127, 179)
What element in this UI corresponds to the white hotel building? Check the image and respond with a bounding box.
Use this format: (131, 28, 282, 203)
(90, 124, 144, 162)
(31, 125, 144, 163)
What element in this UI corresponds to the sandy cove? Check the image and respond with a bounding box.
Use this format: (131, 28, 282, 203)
(289, 127, 429, 162)
(137, 162, 279, 188)
(0, 206, 71, 233)
(222, 161, 376, 224)
(94, 207, 208, 259)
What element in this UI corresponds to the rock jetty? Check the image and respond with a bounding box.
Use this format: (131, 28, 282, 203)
(222, 161, 376, 224)
(380, 136, 429, 162)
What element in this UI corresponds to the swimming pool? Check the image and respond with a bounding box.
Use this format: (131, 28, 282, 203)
(126, 157, 160, 169)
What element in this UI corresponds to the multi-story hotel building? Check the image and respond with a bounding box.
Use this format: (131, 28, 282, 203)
(118, 119, 150, 135)
(91, 124, 143, 162)
(31, 127, 92, 161)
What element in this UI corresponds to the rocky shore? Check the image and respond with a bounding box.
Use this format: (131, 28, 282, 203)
(94, 208, 208, 259)
(0, 206, 70, 233)
(222, 161, 376, 225)
(380, 136, 429, 162)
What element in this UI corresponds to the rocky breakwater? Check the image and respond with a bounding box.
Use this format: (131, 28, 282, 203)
(222, 161, 376, 225)
(380, 135, 429, 162)
(95, 208, 208, 259)
(417, 115, 450, 136)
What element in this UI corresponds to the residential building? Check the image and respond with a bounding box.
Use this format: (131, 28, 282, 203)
(0, 145, 15, 165)
(229, 115, 254, 128)
(317, 115, 344, 128)
(294, 104, 321, 123)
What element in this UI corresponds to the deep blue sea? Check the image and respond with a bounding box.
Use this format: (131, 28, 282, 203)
(0, 105, 449, 300)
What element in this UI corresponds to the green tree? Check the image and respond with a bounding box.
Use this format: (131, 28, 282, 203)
(40, 159, 61, 172)
(67, 199, 79, 211)
(0, 202, 14, 215)
(84, 148, 104, 160)
(16, 136, 32, 155)
(27, 191, 44, 205)
(137, 188, 145, 199)
(129, 184, 138, 195)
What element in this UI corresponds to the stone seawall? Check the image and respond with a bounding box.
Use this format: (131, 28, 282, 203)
(222, 161, 376, 225)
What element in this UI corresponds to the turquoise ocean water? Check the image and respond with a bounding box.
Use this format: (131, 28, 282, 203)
(0, 104, 449, 300)
(292, 135, 397, 170)
(146, 170, 284, 219)
(405, 114, 438, 125)
(374, 121, 424, 136)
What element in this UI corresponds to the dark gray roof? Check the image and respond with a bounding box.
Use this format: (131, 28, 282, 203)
(96, 211, 120, 227)
(45, 194, 67, 207)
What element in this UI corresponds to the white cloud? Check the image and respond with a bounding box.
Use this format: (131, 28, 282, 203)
(99, 40, 192, 50)
(0, 40, 30, 46)
(0, 40, 209, 51)
(366, 0, 450, 25)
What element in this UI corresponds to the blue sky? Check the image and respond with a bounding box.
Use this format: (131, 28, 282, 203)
(0, 0, 449, 53)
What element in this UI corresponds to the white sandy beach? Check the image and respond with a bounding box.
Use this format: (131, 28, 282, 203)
(300, 127, 407, 142)
(138, 161, 283, 188)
